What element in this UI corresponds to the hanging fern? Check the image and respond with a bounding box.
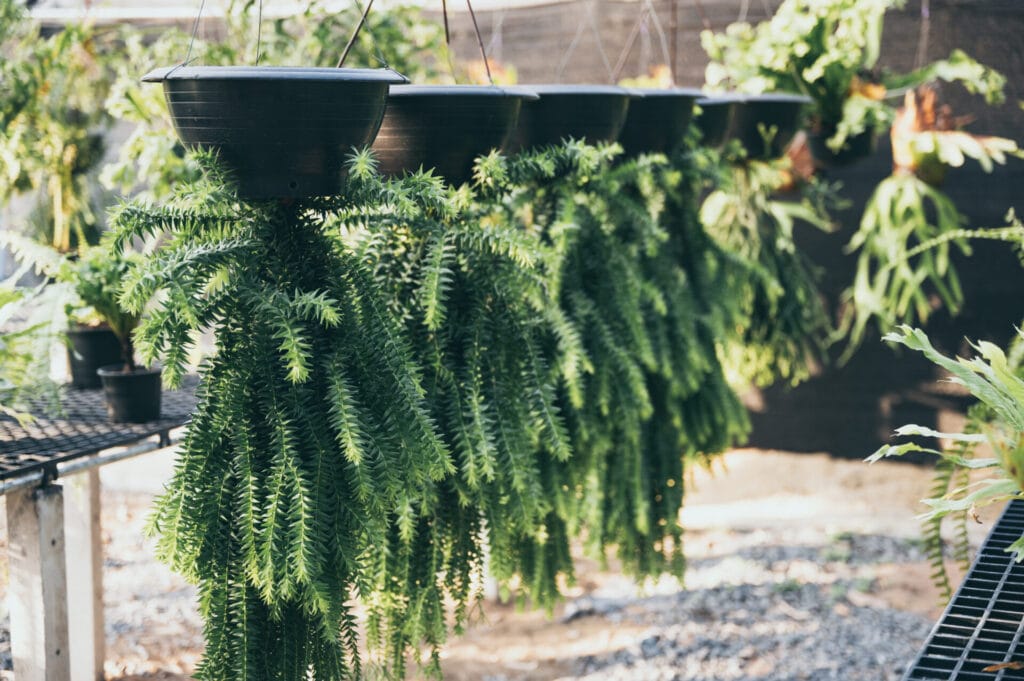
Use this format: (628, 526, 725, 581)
(113, 151, 460, 680)
(480, 139, 751, 580)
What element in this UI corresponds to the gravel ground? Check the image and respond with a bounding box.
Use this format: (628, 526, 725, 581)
(549, 531, 934, 681)
(0, 448, 974, 680)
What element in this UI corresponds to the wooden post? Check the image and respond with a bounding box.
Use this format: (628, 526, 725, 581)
(7, 483, 72, 681)
(65, 469, 105, 681)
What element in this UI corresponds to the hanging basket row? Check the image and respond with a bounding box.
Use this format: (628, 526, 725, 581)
(144, 65, 811, 198)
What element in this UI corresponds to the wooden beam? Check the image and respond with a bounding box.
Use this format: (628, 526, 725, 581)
(7, 483, 72, 681)
(65, 470, 105, 681)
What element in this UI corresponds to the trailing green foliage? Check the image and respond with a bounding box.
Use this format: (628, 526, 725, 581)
(114, 152, 456, 679)
(699, 153, 833, 386)
(480, 140, 750, 578)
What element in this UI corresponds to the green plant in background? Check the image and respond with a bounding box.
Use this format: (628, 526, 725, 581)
(838, 87, 1021, 357)
(701, 0, 1006, 154)
(699, 153, 835, 386)
(67, 246, 143, 371)
(0, 283, 57, 422)
(0, 5, 115, 252)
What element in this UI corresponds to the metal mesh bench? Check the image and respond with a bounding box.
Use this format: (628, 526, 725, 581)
(904, 500, 1024, 681)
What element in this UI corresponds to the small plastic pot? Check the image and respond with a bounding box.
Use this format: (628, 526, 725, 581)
(97, 365, 162, 423)
(695, 96, 738, 149)
(141, 65, 408, 199)
(807, 128, 877, 169)
(66, 325, 123, 389)
(508, 85, 632, 151)
(618, 88, 704, 156)
(372, 85, 537, 185)
(727, 93, 811, 160)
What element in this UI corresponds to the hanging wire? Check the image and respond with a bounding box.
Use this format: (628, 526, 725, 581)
(691, 0, 712, 31)
(915, 0, 931, 69)
(183, 0, 208, 65)
(556, 0, 614, 84)
(465, 0, 494, 84)
(254, 0, 263, 65)
(611, 0, 673, 84)
(337, 0, 376, 67)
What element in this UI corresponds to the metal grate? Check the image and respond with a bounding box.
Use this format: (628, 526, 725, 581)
(0, 377, 198, 482)
(904, 499, 1024, 680)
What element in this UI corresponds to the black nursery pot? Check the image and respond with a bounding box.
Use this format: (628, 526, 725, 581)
(372, 85, 537, 185)
(807, 128, 877, 169)
(726, 93, 811, 160)
(141, 66, 408, 199)
(694, 96, 738, 149)
(508, 85, 632, 151)
(618, 88, 704, 156)
(66, 325, 123, 389)
(97, 365, 162, 423)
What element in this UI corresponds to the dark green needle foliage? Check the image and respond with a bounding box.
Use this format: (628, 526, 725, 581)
(111, 151, 455, 680)
(481, 140, 751, 579)
(332, 163, 577, 663)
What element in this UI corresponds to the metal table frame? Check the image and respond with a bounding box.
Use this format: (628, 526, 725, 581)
(1, 382, 195, 681)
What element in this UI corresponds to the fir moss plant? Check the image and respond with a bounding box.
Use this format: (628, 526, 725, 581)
(481, 139, 750, 578)
(112, 151, 456, 679)
(333, 163, 576, 669)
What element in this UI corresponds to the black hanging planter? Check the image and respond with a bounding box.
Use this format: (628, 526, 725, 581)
(726, 93, 811, 160)
(97, 365, 163, 423)
(618, 88, 704, 156)
(141, 66, 408, 199)
(508, 85, 632, 151)
(695, 96, 738, 149)
(371, 85, 537, 185)
(807, 127, 877, 169)
(66, 325, 123, 389)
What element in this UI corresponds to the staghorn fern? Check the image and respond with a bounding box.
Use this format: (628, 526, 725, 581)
(869, 326, 1024, 572)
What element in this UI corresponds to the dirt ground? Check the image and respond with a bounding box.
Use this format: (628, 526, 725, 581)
(0, 446, 997, 680)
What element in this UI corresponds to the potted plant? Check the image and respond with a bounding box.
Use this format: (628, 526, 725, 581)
(371, 84, 537, 184)
(701, 0, 1005, 169)
(141, 65, 408, 198)
(507, 85, 633, 151)
(68, 246, 159, 422)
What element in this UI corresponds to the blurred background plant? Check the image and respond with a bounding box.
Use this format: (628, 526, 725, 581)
(701, 0, 1005, 156)
(0, 2, 116, 254)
